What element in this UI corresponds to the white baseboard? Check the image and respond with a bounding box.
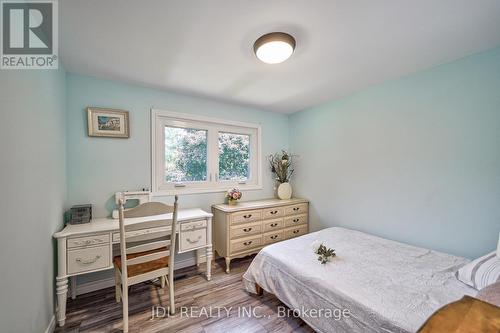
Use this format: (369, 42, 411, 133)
(44, 315, 55, 333)
(76, 254, 207, 296)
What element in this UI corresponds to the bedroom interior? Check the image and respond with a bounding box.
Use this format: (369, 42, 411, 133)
(0, 1, 499, 333)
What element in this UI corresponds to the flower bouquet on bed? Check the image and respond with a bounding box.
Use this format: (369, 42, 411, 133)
(311, 240, 336, 264)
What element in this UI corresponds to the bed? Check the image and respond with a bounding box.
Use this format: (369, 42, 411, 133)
(242, 227, 477, 333)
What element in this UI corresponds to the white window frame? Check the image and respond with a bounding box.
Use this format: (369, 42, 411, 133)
(151, 109, 262, 195)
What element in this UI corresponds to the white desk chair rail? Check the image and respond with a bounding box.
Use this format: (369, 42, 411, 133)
(115, 196, 178, 333)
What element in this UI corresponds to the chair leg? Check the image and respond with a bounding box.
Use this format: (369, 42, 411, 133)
(122, 282, 129, 333)
(160, 275, 166, 289)
(114, 269, 121, 303)
(168, 274, 175, 315)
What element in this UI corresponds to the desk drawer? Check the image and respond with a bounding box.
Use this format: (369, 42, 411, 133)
(284, 214, 308, 228)
(230, 221, 262, 239)
(67, 245, 110, 274)
(67, 234, 109, 249)
(262, 207, 284, 219)
(231, 210, 262, 224)
(179, 227, 207, 252)
(263, 218, 284, 232)
(284, 203, 308, 216)
(263, 230, 284, 245)
(284, 225, 308, 240)
(180, 220, 207, 231)
(230, 235, 262, 254)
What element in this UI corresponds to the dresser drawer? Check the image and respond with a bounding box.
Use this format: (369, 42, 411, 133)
(284, 203, 308, 216)
(230, 221, 262, 239)
(263, 230, 284, 245)
(230, 235, 262, 254)
(262, 207, 284, 219)
(231, 210, 262, 224)
(263, 218, 284, 232)
(67, 245, 110, 274)
(67, 234, 110, 248)
(179, 227, 207, 252)
(284, 214, 308, 228)
(284, 225, 308, 239)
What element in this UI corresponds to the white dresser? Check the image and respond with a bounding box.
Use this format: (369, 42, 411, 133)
(53, 208, 212, 327)
(212, 198, 309, 273)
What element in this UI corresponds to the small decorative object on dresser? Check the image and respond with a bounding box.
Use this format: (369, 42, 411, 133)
(269, 150, 294, 199)
(212, 198, 309, 273)
(226, 188, 242, 205)
(87, 107, 129, 138)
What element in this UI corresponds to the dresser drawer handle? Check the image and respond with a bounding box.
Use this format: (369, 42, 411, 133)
(243, 214, 252, 219)
(270, 223, 278, 227)
(293, 218, 300, 223)
(243, 241, 253, 246)
(76, 255, 101, 265)
(293, 207, 300, 211)
(186, 235, 202, 244)
(270, 210, 278, 215)
(270, 235, 278, 240)
(243, 228, 252, 232)
(293, 230, 300, 234)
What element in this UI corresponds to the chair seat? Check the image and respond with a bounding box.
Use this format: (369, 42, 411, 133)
(113, 247, 169, 277)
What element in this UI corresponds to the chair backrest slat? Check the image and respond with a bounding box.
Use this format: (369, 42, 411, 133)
(126, 240, 171, 254)
(123, 202, 174, 218)
(126, 250, 170, 266)
(125, 218, 172, 232)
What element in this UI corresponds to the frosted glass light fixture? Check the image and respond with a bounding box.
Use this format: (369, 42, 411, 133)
(254, 32, 296, 64)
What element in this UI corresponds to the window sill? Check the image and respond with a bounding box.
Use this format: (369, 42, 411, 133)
(152, 184, 264, 197)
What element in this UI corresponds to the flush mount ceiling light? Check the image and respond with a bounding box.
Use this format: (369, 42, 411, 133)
(254, 32, 296, 64)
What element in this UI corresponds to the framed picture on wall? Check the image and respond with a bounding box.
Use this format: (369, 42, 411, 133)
(87, 107, 130, 138)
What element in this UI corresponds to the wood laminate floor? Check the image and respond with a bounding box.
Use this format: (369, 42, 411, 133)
(55, 256, 314, 333)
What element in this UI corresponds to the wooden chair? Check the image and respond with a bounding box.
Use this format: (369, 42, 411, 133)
(114, 196, 178, 333)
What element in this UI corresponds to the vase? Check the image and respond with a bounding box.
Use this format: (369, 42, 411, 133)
(277, 182, 292, 200)
(228, 198, 237, 206)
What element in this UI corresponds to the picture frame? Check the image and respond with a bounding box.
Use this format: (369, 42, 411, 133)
(87, 107, 130, 138)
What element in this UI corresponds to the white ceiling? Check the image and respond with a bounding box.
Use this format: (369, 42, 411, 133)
(60, 0, 500, 114)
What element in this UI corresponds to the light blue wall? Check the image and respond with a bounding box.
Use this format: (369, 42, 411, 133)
(66, 73, 289, 283)
(0, 68, 67, 333)
(66, 74, 289, 216)
(290, 47, 500, 259)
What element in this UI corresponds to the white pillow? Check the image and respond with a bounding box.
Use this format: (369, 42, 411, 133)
(456, 251, 500, 290)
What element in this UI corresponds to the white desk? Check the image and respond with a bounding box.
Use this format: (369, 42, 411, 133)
(53, 208, 213, 327)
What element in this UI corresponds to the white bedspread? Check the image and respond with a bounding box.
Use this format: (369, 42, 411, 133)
(242, 227, 476, 333)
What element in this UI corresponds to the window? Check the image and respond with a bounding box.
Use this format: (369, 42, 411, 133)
(164, 126, 207, 183)
(152, 109, 262, 194)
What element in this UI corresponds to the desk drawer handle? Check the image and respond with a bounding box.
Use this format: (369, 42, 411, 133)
(270, 235, 278, 240)
(243, 227, 252, 232)
(74, 238, 103, 246)
(270, 210, 278, 215)
(243, 241, 253, 246)
(293, 230, 300, 234)
(76, 255, 101, 265)
(243, 214, 252, 219)
(293, 207, 300, 211)
(293, 218, 300, 223)
(186, 235, 202, 244)
(270, 223, 278, 227)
